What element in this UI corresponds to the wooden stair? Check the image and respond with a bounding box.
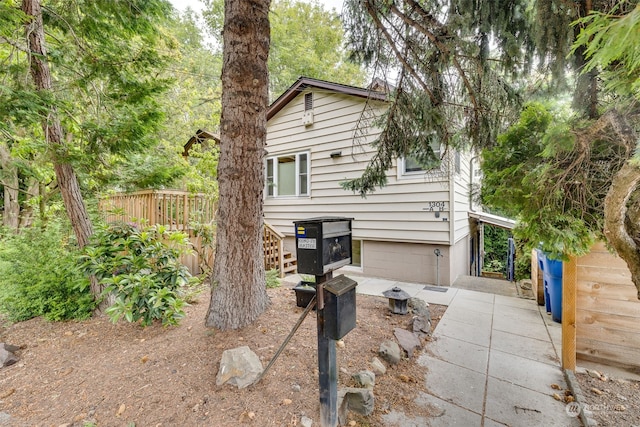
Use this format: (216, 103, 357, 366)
(263, 221, 297, 277)
(281, 250, 298, 275)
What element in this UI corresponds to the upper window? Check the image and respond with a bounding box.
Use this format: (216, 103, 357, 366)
(266, 152, 309, 197)
(400, 141, 442, 175)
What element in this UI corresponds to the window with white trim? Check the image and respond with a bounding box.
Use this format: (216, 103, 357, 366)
(400, 141, 442, 175)
(266, 152, 309, 197)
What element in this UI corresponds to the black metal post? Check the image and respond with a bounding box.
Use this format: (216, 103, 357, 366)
(316, 271, 337, 427)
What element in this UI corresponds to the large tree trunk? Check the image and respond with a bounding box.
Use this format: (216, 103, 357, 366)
(205, 0, 271, 329)
(0, 144, 20, 230)
(604, 159, 640, 300)
(21, 0, 93, 249)
(22, 0, 104, 306)
(601, 111, 640, 300)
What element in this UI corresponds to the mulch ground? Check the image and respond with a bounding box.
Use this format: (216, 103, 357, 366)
(0, 285, 446, 426)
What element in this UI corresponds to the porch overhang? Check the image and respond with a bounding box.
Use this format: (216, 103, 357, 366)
(468, 211, 516, 230)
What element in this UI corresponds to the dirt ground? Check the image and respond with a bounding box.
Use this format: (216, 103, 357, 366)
(575, 368, 640, 426)
(0, 285, 446, 427)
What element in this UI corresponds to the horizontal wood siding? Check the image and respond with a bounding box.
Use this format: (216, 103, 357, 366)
(265, 88, 452, 244)
(453, 151, 474, 244)
(575, 242, 640, 368)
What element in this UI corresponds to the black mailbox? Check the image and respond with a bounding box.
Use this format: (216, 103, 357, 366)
(322, 275, 357, 340)
(293, 217, 352, 275)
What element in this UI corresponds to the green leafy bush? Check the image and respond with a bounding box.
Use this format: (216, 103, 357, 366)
(80, 222, 200, 326)
(0, 221, 95, 322)
(266, 268, 280, 289)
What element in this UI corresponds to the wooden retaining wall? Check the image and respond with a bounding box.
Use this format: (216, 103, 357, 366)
(565, 243, 640, 369)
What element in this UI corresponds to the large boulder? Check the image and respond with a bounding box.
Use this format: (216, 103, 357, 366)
(216, 346, 263, 389)
(394, 328, 421, 358)
(0, 343, 19, 368)
(379, 340, 402, 365)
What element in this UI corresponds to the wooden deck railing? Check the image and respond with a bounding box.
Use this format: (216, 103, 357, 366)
(99, 189, 215, 236)
(99, 190, 216, 274)
(99, 191, 292, 277)
(264, 221, 285, 276)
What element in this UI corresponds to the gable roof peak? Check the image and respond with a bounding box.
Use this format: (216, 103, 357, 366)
(267, 76, 388, 121)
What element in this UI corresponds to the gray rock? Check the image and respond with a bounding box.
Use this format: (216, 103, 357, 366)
(339, 387, 375, 416)
(352, 370, 375, 388)
(408, 298, 430, 318)
(412, 314, 431, 337)
(379, 340, 402, 365)
(301, 415, 313, 427)
(394, 328, 421, 358)
(0, 412, 11, 426)
(0, 344, 20, 353)
(338, 390, 349, 426)
(370, 357, 387, 375)
(216, 346, 263, 389)
(0, 345, 18, 368)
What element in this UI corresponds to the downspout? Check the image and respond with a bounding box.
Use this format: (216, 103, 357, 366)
(469, 155, 479, 275)
(469, 155, 479, 212)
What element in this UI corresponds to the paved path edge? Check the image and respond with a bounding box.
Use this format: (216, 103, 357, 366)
(564, 368, 597, 426)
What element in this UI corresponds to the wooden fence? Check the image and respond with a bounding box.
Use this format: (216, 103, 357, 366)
(538, 243, 640, 370)
(99, 190, 215, 274)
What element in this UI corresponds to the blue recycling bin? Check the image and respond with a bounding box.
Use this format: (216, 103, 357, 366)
(538, 250, 562, 323)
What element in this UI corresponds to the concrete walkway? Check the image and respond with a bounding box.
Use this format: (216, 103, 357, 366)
(342, 274, 582, 427)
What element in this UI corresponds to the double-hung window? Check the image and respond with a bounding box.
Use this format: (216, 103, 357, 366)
(400, 140, 442, 176)
(266, 152, 309, 197)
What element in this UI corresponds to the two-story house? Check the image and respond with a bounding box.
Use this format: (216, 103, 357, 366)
(264, 77, 487, 285)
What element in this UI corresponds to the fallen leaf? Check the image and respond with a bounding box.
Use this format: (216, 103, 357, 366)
(141, 355, 149, 363)
(550, 383, 561, 390)
(0, 388, 15, 399)
(552, 393, 562, 401)
(590, 387, 603, 395)
(116, 403, 126, 416)
(565, 395, 575, 403)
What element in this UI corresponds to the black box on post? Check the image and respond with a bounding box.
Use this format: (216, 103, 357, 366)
(293, 217, 353, 276)
(322, 275, 357, 340)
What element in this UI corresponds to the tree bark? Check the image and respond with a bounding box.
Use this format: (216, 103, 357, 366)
(0, 144, 20, 231)
(205, 0, 271, 329)
(604, 159, 640, 300)
(21, 0, 93, 249)
(22, 0, 104, 306)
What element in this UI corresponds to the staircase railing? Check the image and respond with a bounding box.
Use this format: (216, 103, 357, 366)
(264, 221, 286, 277)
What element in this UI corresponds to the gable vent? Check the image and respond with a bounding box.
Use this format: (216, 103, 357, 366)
(304, 92, 313, 111)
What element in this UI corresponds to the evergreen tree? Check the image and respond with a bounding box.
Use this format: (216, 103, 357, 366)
(203, 0, 365, 99)
(1, 0, 178, 298)
(205, 0, 271, 330)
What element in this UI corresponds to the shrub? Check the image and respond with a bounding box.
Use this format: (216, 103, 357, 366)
(0, 220, 95, 322)
(80, 222, 200, 326)
(266, 268, 280, 288)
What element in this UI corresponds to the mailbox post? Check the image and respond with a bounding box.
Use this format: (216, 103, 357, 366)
(294, 217, 356, 427)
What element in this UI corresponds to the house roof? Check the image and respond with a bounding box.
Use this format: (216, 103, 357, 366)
(267, 76, 388, 121)
(469, 211, 516, 230)
(182, 129, 219, 157)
